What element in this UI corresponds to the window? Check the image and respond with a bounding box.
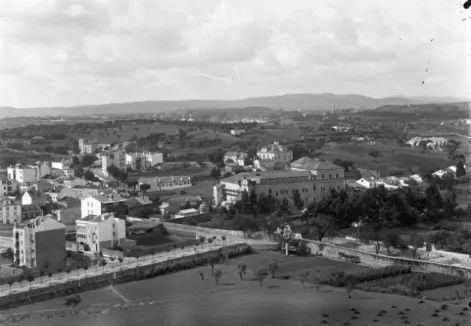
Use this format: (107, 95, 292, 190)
(329, 174, 332, 179)
(336, 174, 339, 178)
(322, 175, 325, 179)
(275, 191, 278, 196)
(313, 185, 316, 191)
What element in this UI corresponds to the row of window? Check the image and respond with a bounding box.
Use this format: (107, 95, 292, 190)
(267, 184, 342, 196)
(0, 212, 18, 217)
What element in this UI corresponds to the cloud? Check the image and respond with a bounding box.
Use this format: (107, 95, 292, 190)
(0, 0, 469, 108)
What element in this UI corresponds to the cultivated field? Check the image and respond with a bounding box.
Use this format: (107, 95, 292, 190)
(3, 252, 469, 326)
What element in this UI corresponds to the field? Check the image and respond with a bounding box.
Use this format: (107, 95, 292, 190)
(2, 252, 469, 326)
(318, 140, 455, 176)
(187, 130, 237, 145)
(128, 166, 212, 180)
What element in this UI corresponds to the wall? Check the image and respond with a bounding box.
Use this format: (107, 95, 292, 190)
(35, 228, 66, 271)
(303, 239, 471, 278)
(0, 236, 13, 248)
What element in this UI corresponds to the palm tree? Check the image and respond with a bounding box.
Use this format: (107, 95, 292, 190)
(237, 264, 247, 280)
(48, 272, 52, 286)
(207, 238, 213, 248)
(268, 262, 278, 279)
(7, 279, 14, 294)
(212, 236, 217, 245)
(39, 269, 45, 284)
(199, 236, 206, 249)
(135, 255, 140, 267)
(110, 256, 116, 269)
(84, 265, 89, 277)
(149, 249, 155, 263)
(66, 268, 71, 282)
(213, 270, 223, 285)
(221, 235, 226, 247)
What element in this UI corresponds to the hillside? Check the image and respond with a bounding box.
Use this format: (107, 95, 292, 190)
(1, 93, 463, 118)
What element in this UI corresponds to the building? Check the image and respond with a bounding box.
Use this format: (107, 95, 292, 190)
(79, 139, 97, 154)
(101, 150, 126, 176)
(407, 137, 447, 150)
(35, 179, 54, 193)
(76, 212, 126, 252)
(7, 164, 37, 184)
(80, 193, 128, 218)
(174, 208, 199, 219)
(56, 206, 81, 232)
(230, 129, 246, 136)
(159, 196, 202, 215)
(0, 197, 21, 224)
(51, 159, 71, 170)
(58, 186, 101, 200)
(138, 176, 192, 192)
(21, 204, 43, 220)
(13, 216, 66, 269)
(356, 177, 377, 189)
(63, 177, 86, 189)
(356, 168, 381, 180)
(124, 151, 163, 171)
(289, 157, 345, 186)
(253, 159, 275, 171)
(21, 191, 47, 206)
(126, 196, 160, 217)
(213, 170, 343, 207)
(0, 179, 19, 197)
(257, 142, 293, 166)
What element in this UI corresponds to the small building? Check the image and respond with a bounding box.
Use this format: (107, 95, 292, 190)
(257, 142, 293, 165)
(21, 204, 43, 220)
(56, 196, 81, 209)
(138, 176, 192, 192)
(127, 196, 160, 216)
(230, 129, 246, 136)
(76, 212, 126, 253)
(0, 179, 19, 197)
(56, 206, 81, 232)
(159, 196, 202, 215)
(63, 177, 86, 189)
(51, 159, 71, 171)
(253, 159, 275, 171)
(13, 216, 66, 270)
(79, 139, 97, 154)
(356, 177, 376, 189)
(0, 197, 21, 224)
(174, 208, 199, 219)
(80, 193, 128, 218)
(36, 179, 54, 193)
(21, 191, 47, 206)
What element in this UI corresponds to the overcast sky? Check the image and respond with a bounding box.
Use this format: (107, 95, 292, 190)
(0, 0, 469, 108)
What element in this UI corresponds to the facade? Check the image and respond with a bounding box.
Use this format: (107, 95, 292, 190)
(0, 179, 19, 197)
(13, 216, 66, 269)
(0, 197, 21, 224)
(21, 204, 43, 220)
(256, 142, 293, 165)
(159, 196, 202, 215)
(102, 150, 126, 176)
(289, 157, 345, 190)
(80, 193, 128, 218)
(7, 165, 37, 184)
(125, 152, 163, 171)
(254, 159, 275, 170)
(58, 187, 100, 200)
(64, 177, 86, 189)
(76, 213, 126, 252)
(356, 177, 376, 189)
(21, 191, 47, 206)
(79, 139, 97, 154)
(174, 208, 199, 219)
(214, 169, 344, 207)
(138, 176, 192, 192)
(56, 206, 81, 232)
(51, 159, 71, 170)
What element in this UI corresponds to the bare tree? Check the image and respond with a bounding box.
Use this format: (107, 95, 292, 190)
(213, 270, 223, 285)
(268, 262, 279, 279)
(254, 269, 268, 287)
(238, 264, 247, 280)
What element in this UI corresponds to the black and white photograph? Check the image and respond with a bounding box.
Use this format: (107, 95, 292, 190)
(0, 0, 470, 325)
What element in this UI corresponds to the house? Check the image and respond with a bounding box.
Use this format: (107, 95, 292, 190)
(138, 176, 192, 192)
(223, 152, 240, 163)
(51, 159, 71, 170)
(125, 151, 163, 171)
(0, 197, 21, 224)
(79, 139, 97, 154)
(21, 191, 47, 206)
(45, 191, 59, 202)
(58, 186, 100, 200)
(0, 179, 19, 196)
(76, 212, 126, 253)
(253, 159, 275, 171)
(214, 170, 342, 207)
(346, 180, 368, 192)
(409, 174, 423, 183)
(13, 216, 66, 270)
(81, 193, 128, 218)
(356, 177, 377, 189)
(7, 164, 37, 184)
(230, 129, 246, 136)
(63, 168, 75, 178)
(159, 196, 202, 215)
(56, 196, 81, 209)
(35, 179, 54, 193)
(237, 153, 248, 166)
(257, 142, 293, 166)
(63, 177, 86, 189)
(56, 206, 81, 232)
(21, 204, 43, 220)
(126, 196, 160, 217)
(174, 208, 199, 219)
(101, 150, 126, 176)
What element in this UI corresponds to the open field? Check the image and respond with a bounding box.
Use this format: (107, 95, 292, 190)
(318, 140, 454, 176)
(2, 252, 469, 326)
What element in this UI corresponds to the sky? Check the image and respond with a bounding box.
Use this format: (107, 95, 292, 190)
(0, 0, 470, 108)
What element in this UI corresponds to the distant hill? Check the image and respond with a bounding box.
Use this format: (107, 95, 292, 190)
(0, 93, 466, 118)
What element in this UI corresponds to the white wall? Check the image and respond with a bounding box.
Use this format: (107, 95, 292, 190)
(81, 197, 101, 218)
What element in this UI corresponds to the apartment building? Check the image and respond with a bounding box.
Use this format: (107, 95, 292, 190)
(76, 212, 126, 253)
(13, 216, 65, 269)
(80, 193, 128, 218)
(78, 139, 97, 154)
(0, 179, 19, 197)
(0, 197, 21, 224)
(138, 176, 192, 192)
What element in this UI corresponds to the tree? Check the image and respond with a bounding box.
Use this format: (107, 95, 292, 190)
(345, 275, 357, 299)
(456, 160, 467, 178)
(199, 236, 206, 248)
(409, 233, 425, 259)
(1, 248, 14, 261)
(268, 262, 278, 279)
(100, 259, 108, 273)
(207, 256, 217, 274)
(382, 230, 402, 255)
(39, 269, 46, 284)
(81, 154, 98, 167)
(118, 257, 124, 271)
(207, 238, 213, 247)
(254, 269, 268, 287)
(310, 214, 336, 242)
(359, 225, 384, 254)
(7, 279, 14, 294)
(292, 189, 303, 210)
(127, 179, 138, 190)
(238, 264, 247, 280)
(48, 272, 52, 285)
(221, 235, 226, 247)
(425, 241, 432, 259)
(139, 183, 151, 196)
(84, 265, 89, 277)
(210, 168, 221, 179)
(66, 268, 71, 282)
(26, 274, 35, 290)
(213, 270, 223, 285)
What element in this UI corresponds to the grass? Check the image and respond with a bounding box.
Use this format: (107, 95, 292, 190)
(422, 284, 471, 301)
(4, 251, 470, 326)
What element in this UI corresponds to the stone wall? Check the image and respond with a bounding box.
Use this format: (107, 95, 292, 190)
(304, 239, 471, 278)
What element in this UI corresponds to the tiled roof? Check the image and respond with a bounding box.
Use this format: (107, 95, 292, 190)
(291, 157, 341, 171)
(80, 213, 114, 223)
(221, 170, 312, 184)
(259, 143, 290, 153)
(90, 194, 127, 203)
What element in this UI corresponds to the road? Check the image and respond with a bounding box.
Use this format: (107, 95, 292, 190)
(0, 238, 271, 298)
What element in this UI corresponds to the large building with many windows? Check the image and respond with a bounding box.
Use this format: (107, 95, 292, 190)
(0, 197, 21, 224)
(213, 158, 345, 207)
(13, 216, 65, 269)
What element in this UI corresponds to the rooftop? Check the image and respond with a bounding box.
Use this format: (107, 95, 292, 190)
(290, 157, 341, 171)
(80, 212, 116, 223)
(221, 170, 313, 184)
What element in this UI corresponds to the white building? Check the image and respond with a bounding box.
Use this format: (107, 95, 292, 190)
(7, 162, 51, 184)
(138, 176, 192, 192)
(257, 142, 293, 166)
(80, 193, 128, 218)
(174, 208, 199, 219)
(125, 152, 163, 171)
(230, 129, 246, 136)
(356, 177, 376, 189)
(79, 139, 97, 154)
(64, 177, 86, 189)
(0, 197, 21, 224)
(51, 159, 71, 170)
(76, 212, 126, 253)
